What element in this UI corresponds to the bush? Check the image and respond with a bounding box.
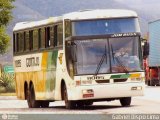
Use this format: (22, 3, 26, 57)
(0, 72, 15, 93)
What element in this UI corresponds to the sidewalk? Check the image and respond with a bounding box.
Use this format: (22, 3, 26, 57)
(0, 96, 17, 100)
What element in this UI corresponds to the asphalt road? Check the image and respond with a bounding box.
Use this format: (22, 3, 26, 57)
(0, 86, 160, 114)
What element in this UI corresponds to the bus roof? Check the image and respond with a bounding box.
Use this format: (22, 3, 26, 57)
(13, 16, 62, 32)
(13, 9, 138, 32)
(63, 9, 137, 20)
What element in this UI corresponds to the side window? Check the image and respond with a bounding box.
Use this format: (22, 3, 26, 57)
(41, 28, 46, 49)
(50, 26, 54, 47)
(45, 27, 50, 48)
(19, 32, 24, 52)
(16, 33, 19, 52)
(24, 32, 26, 51)
(54, 25, 58, 47)
(29, 30, 33, 50)
(57, 24, 63, 46)
(25, 31, 30, 51)
(13, 33, 16, 53)
(65, 20, 71, 38)
(38, 28, 41, 49)
(33, 29, 38, 50)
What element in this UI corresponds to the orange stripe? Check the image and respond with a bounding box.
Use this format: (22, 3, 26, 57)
(41, 52, 48, 70)
(130, 73, 141, 78)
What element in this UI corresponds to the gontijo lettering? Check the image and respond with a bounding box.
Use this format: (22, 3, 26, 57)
(26, 57, 39, 67)
(15, 60, 21, 67)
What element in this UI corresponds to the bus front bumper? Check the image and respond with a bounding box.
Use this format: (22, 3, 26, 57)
(67, 82, 145, 100)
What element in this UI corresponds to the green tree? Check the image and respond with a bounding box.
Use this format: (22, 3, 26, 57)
(0, 0, 14, 54)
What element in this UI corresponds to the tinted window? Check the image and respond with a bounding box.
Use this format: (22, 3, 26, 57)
(16, 33, 19, 52)
(46, 27, 51, 48)
(41, 28, 46, 48)
(33, 29, 38, 50)
(58, 24, 63, 45)
(65, 20, 71, 38)
(54, 25, 58, 47)
(19, 32, 24, 52)
(13, 33, 16, 53)
(72, 18, 140, 36)
(25, 31, 30, 51)
(50, 26, 54, 47)
(29, 30, 33, 50)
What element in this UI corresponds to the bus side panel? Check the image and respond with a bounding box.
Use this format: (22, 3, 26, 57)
(34, 52, 48, 100)
(33, 71, 46, 100)
(15, 72, 25, 99)
(54, 50, 75, 100)
(15, 50, 59, 101)
(15, 72, 32, 99)
(14, 53, 46, 100)
(45, 50, 58, 100)
(35, 50, 58, 100)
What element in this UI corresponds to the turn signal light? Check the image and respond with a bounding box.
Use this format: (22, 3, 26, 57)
(76, 80, 81, 86)
(131, 86, 142, 90)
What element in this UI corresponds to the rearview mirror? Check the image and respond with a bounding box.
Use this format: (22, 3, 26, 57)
(143, 41, 149, 58)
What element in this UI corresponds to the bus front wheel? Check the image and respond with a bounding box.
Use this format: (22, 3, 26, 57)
(41, 101, 49, 108)
(120, 97, 131, 107)
(63, 84, 76, 109)
(84, 101, 93, 106)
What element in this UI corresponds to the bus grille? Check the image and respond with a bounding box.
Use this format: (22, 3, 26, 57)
(95, 80, 109, 83)
(114, 79, 127, 83)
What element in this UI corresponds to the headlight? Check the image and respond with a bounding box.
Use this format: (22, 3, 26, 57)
(131, 77, 144, 81)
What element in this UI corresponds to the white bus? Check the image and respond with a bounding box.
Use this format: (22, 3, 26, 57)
(13, 9, 145, 109)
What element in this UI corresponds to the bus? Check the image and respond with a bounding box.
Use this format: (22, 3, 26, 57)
(13, 9, 145, 109)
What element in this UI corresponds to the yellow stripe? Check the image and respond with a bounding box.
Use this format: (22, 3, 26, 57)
(130, 73, 141, 78)
(41, 52, 48, 70)
(37, 52, 48, 99)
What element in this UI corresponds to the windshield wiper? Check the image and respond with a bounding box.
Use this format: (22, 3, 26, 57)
(111, 44, 129, 73)
(71, 42, 77, 62)
(94, 45, 107, 75)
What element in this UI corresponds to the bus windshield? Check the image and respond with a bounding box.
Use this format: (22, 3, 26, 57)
(72, 18, 140, 36)
(66, 37, 142, 75)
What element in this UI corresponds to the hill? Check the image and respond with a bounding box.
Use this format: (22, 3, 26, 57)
(20, 0, 127, 16)
(117, 0, 160, 21)
(1, 0, 160, 64)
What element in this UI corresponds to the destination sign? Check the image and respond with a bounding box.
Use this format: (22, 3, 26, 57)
(111, 32, 138, 38)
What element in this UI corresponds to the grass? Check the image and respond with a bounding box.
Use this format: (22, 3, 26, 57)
(0, 72, 15, 93)
(0, 92, 16, 96)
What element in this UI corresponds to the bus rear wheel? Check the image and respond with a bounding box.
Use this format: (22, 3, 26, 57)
(63, 84, 76, 109)
(27, 84, 41, 108)
(120, 97, 131, 107)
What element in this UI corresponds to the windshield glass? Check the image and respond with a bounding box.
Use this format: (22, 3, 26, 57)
(66, 37, 142, 75)
(110, 37, 141, 73)
(72, 18, 140, 36)
(66, 39, 110, 75)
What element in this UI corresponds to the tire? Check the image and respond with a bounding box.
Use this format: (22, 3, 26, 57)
(76, 101, 93, 108)
(150, 80, 155, 86)
(147, 81, 151, 86)
(76, 101, 85, 108)
(27, 88, 32, 108)
(157, 81, 160, 86)
(27, 84, 41, 108)
(120, 97, 131, 107)
(63, 84, 76, 109)
(41, 101, 49, 108)
(24, 85, 28, 100)
(84, 101, 93, 106)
